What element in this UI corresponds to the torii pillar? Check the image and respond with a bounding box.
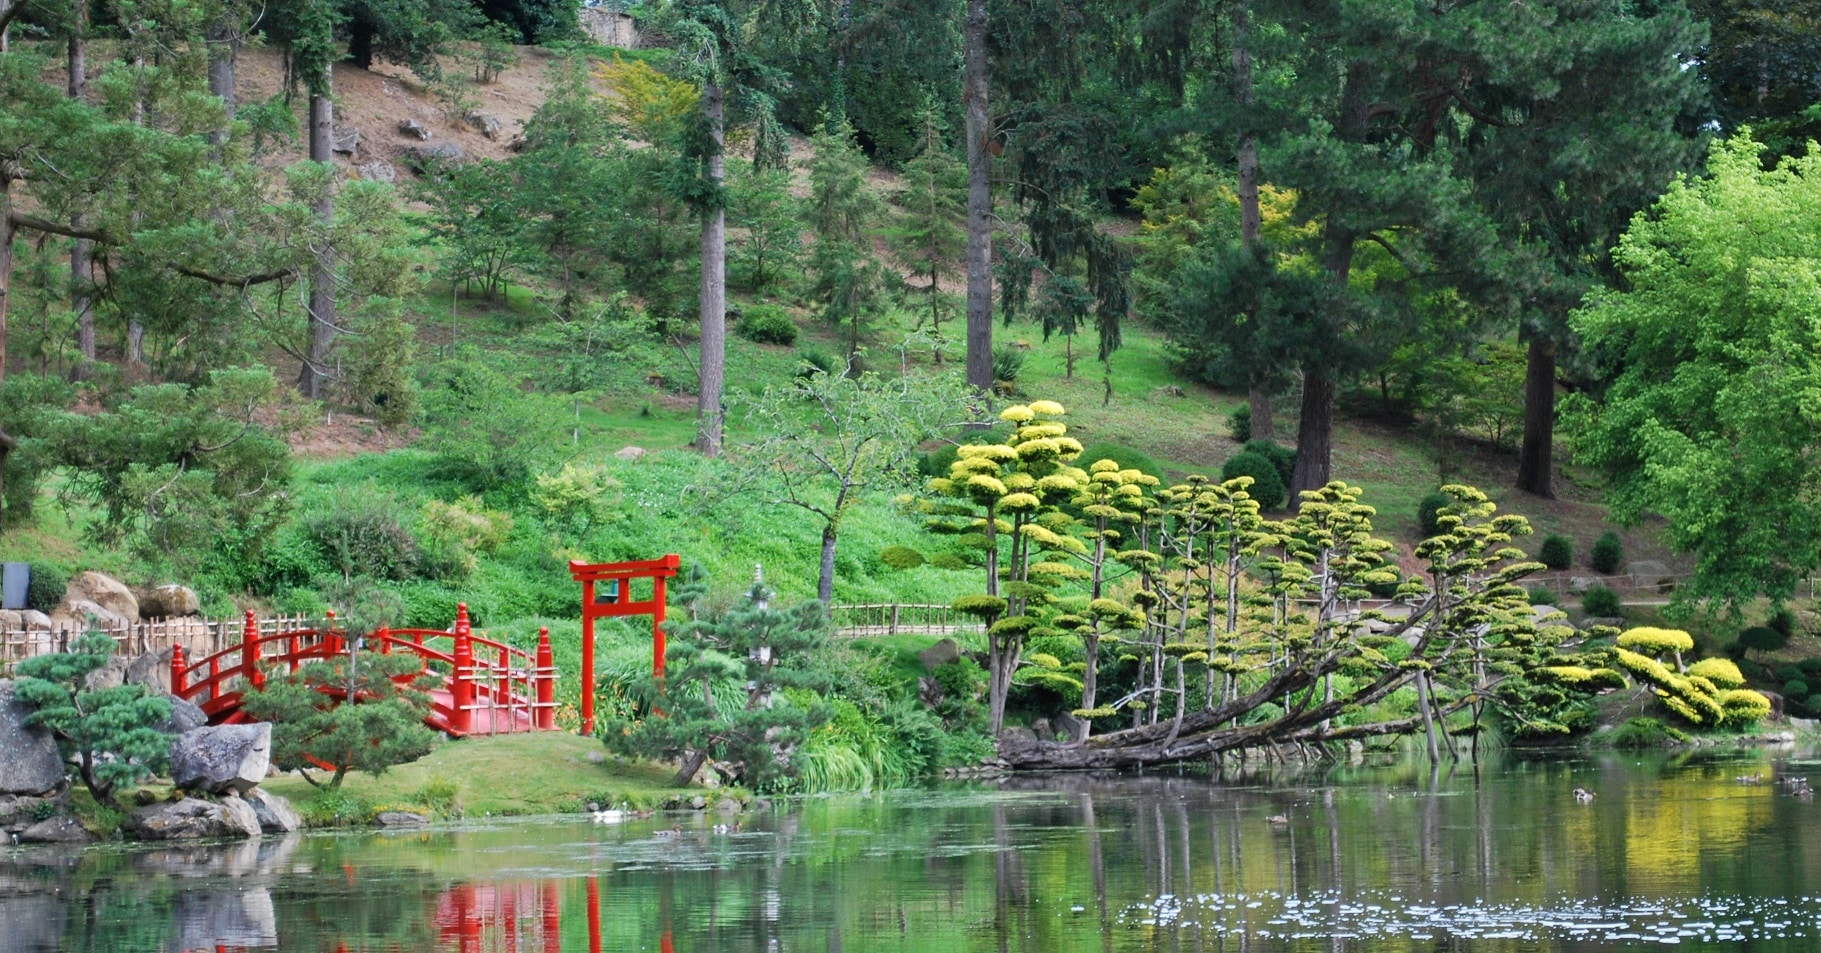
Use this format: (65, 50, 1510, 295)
(568, 554, 681, 735)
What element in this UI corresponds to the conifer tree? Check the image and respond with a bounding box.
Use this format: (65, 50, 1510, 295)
(605, 567, 834, 788)
(890, 107, 966, 357)
(13, 633, 175, 810)
(806, 120, 887, 359)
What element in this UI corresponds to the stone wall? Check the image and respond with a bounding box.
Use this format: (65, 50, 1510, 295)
(580, 9, 641, 48)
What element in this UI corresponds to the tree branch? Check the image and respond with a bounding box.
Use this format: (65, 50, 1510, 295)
(8, 211, 299, 287)
(0, 0, 30, 40)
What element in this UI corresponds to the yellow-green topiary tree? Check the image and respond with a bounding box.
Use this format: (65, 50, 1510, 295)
(1613, 626, 1771, 729)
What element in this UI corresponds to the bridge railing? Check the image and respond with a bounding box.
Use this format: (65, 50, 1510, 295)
(169, 605, 557, 736)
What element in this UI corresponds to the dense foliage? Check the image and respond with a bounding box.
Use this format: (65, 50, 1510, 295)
(13, 634, 175, 809)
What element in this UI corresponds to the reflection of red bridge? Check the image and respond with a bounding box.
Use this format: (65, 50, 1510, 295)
(435, 879, 674, 953)
(170, 605, 557, 736)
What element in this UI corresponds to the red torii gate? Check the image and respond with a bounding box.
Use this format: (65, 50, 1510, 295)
(568, 554, 681, 735)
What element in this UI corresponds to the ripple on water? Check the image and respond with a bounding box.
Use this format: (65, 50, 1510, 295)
(1119, 889, 1821, 944)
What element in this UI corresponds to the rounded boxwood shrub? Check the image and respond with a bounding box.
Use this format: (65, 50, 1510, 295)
(1242, 440, 1296, 488)
(1227, 405, 1251, 443)
(879, 546, 925, 570)
(1785, 679, 1811, 699)
(23, 562, 68, 612)
(1798, 657, 1821, 676)
(796, 347, 837, 379)
(1739, 625, 1790, 655)
(1220, 451, 1286, 509)
(1527, 585, 1560, 606)
(1581, 584, 1622, 618)
(1078, 442, 1163, 479)
(1768, 608, 1797, 637)
(1538, 534, 1573, 570)
(735, 305, 799, 345)
(927, 553, 969, 571)
(1590, 531, 1624, 573)
(1417, 491, 1453, 538)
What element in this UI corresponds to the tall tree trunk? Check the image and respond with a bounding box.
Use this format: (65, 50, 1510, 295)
(817, 525, 837, 605)
(0, 178, 14, 383)
(1232, 0, 1274, 440)
(1292, 228, 1353, 496)
(300, 77, 337, 399)
(962, 0, 993, 396)
(1516, 333, 1556, 498)
(695, 82, 727, 457)
(69, 6, 95, 378)
(207, 12, 239, 149)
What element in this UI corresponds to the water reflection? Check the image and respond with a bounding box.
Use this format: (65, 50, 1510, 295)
(9, 749, 1821, 951)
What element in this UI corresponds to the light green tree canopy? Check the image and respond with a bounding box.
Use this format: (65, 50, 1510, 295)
(1568, 134, 1821, 609)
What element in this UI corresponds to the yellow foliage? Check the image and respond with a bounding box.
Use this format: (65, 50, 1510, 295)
(1687, 657, 1746, 688)
(1617, 626, 1695, 657)
(595, 54, 699, 144)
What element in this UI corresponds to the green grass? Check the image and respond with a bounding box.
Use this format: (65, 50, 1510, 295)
(261, 732, 687, 820)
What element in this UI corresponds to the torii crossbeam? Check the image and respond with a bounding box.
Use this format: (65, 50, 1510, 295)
(568, 554, 681, 735)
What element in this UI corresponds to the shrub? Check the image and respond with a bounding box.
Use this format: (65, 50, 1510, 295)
(1581, 584, 1622, 618)
(1242, 440, 1296, 488)
(1538, 534, 1573, 570)
(927, 553, 969, 570)
(1527, 586, 1560, 606)
(991, 343, 1026, 385)
(1590, 531, 1624, 573)
(1078, 443, 1163, 479)
(1738, 625, 1790, 656)
(23, 562, 67, 612)
(1798, 657, 1821, 676)
(1227, 405, 1251, 443)
(1687, 657, 1746, 688)
(736, 305, 799, 345)
(1607, 716, 1676, 749)
(1417, 491, 1453, 538)
(878, 546, 925, 570)
(1768, 608, 1797, 637)
(1785, 679, 1810, 699)
(796, 347, 837, 379)
(1220, 451, 1286, 509)
(1774, 663, 1805, 685)
(304, 489, 421, 582)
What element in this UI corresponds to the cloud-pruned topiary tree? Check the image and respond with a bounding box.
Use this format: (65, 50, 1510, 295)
(13, 633, 175, 810)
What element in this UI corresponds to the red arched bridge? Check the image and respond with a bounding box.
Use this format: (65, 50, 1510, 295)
(170, 605, 557, 737)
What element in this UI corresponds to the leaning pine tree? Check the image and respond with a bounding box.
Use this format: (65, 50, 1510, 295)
(605, 566, 834, 789)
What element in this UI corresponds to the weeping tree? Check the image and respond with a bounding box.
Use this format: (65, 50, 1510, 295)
(604, 567, 834, 788)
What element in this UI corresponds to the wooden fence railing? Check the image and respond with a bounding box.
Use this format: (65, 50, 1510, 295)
(0, 614, 317, 675)
(829, 603, 984, 639)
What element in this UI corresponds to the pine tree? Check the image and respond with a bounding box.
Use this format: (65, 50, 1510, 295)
(604, 567, 834, 789)
(890, 108, 966, 357)
(13, 633, 175, 810)
(806, 120, 887, 360)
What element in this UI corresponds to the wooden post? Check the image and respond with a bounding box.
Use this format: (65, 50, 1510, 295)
(890, 604, 901, 637)
(652, 574, 668, 678)
(536, 627, 555, 730)
(581, 580, 596, 735)
(451, 603, 474, 734)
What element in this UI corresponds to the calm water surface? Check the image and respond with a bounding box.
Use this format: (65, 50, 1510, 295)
(8, 749, 1821, 952)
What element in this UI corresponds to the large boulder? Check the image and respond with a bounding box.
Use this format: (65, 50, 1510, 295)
(126, 649, 175, 695)
(18, 815, 94, 844)
(64, 571, 139, 623)
(400, 142, 465, 171)
(0, 793, 62, 831)
(169, 724, 271, 795)
(397, 117, 432, 140)
(331, 121, 361, 155)
(0, 680, 65, 796)
(245, 789, 300, 834)
(462, 109, 504, 140)
(155, 694, 207, 736)
(124, 796, 259, 840)
(374, 810, 428, 829)
(918, 638, 961, 671)
(53, 598, 129, 632)
(139, 585, 200, 619)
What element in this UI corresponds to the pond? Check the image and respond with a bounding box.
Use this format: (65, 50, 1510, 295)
(8, 748, 1821, 952)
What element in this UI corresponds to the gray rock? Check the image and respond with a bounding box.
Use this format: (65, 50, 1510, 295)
(169, 723, 271, 795)
(55, 598, 129, 631)
(173, 886, 278, 950)
(689, 795, 708, 810)
(918, 638, 961, 671)
(1569, 576, 1599, 595)
(18, 609, 54, 631)
(18, 815, 94, 844)
(400, 142, 466, 170)
(356, 160, 398, 184)
(614, 445, 646, 461)
(1031, 717, 1055, 742)
(0, 793, 62, 830)
(245, 789, 300, 834)
(715, 797, 740, 815)
(0, 680, 66, 796)
(126, 649, 174, 695)
(139, 585, 200, 619)
(1052, 710, 1085, 743)
(997, 726, 1039, 750)
(64, 571, 139, 622)
(463, 109, 504, 140)
(331, 122, 361, 155)
(82, 654, 130, 692)
(504, 133, 527, 153)
(374, 811, 428, 828)
(155, 694, 207, 737)
(125, 796, 259, 840)
(397, 118, 432, 140)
